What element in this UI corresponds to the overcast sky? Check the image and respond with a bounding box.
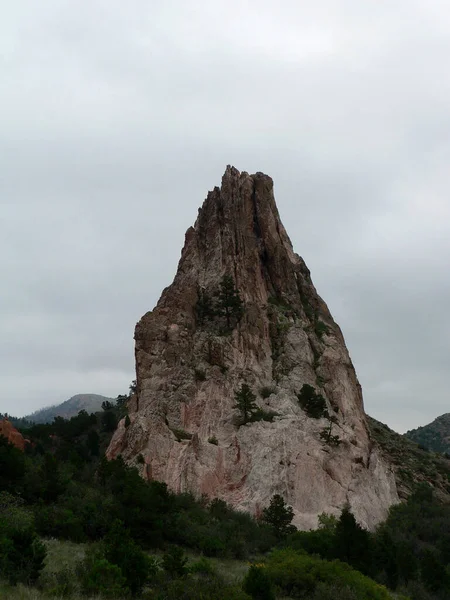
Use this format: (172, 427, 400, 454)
(1, 1, 450, 432)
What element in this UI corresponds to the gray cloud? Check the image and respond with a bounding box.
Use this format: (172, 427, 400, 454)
(1, 1, 450, 431)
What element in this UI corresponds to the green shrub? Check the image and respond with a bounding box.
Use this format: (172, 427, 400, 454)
(249, 408, 279, 423)
(208, 435, 218, 445)
(297, 384, 329, 419)
(0, 494, 46, 586)
(0, 436, 26, 493)
(188, 556, 216, 575)
(320, 424, 342, 447)
(243, 565, 275, 600)
(170, 428, 193, 442)
(102, 520, 155, 595)
(264, 549, 393, 600)
(233, 384, 259, 425)
(153, 574, 252, 599)
(260, 386, 276, 399)
(162, 545, 188, 577)
(315, 320, 330, 338)
(40, 567, 77, 598)
(77, 554, 127, 598)
(194, 369, 207, 382)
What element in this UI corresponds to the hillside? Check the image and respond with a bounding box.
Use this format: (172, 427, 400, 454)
(1, 405, 450, 599)
(24, 394, 114, 424)
(405, 413, 450, 455)
(367, 415, 450, 502)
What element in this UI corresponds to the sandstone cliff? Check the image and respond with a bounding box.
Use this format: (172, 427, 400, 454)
(0, 418, 27, 451)
(108, 166, 399, 529)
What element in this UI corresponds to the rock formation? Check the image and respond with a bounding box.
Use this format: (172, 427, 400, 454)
(0, 418, 27, 451)
(108, 166, 399, 529)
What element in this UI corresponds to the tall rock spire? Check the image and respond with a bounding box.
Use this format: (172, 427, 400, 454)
(107, 167, 398, 529)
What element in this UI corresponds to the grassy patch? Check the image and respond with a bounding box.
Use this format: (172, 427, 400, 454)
(43, 538, 87, 573)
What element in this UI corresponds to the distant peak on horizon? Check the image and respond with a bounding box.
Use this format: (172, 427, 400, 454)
(23, 393, 115, 424)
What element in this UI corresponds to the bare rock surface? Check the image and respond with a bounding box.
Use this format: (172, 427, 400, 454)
(0, 418, 27, 451)
(107, 166, 399, 529)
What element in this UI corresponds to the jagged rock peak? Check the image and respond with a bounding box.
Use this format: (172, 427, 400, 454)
(108, 167, 399, 530)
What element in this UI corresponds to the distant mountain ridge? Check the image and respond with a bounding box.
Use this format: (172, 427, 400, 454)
(24, 394, 114, 424)
(405, 413, 450, 454)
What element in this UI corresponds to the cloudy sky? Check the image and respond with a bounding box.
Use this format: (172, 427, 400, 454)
(2, 1, 450, 432)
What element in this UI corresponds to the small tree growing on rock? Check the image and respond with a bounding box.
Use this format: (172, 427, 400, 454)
(217, 274, 244, 329)
(233, 384, 259, 425)
(297, 384, 329, 419)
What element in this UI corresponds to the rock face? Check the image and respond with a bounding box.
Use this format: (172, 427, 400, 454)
(0, 418, 26, 451)
(108, 166, 399, 529)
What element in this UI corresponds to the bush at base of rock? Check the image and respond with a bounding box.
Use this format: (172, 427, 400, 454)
(263, 549, 394, 600)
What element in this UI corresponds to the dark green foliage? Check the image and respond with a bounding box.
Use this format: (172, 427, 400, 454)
(367, 416, 450, 499)
(233, 384, 259, 425)
(102, 519, 154, 595)
(188, 556, 216, 575)
(0, 493, 46, 586)
(195, 276, 244, 332)
(196, 288, 216, 325)
(125, 415, 131, 428)
(286, 513, 337, 560)
(155, 573, 252, 599)
(87, 429, 100, 456)
(264, 549, 393, 600)
(0, 435, 25, 493)
(260, 386, 276, 399)
(405, 413, 450, 455)
(170, 428, 193, 441)
(320, 422, 342, 446)
(0, 413, 34, 429)
(40, 566, 77, 597)
(314, 320, 329, 338)
(243, 565, 275, 600)
(162, 545, 188, 577)
(77, 552, 127, 598)
(297, 384, 329, 419)
(262, 494, 295, 538)
(249, 408, 279, 423)
(334, 505, 372, 576)
(101, 407, 118, 432)
(371, 485, 450, 597)
(217, 274, 244, 329)
(194, 368, 207, 382)
(208, 435, 218, 445)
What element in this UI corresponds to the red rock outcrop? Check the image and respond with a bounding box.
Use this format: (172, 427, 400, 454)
(0, 419, 26, 451)
(107, 166, 399, 529)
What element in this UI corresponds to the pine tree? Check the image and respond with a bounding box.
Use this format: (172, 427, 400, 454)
(233, 383, 258, 425)
(334, 505, 372, 574)
(196, 288, 216, 325)
(262, 494, 295, 537)
(217, 275, 244, 329)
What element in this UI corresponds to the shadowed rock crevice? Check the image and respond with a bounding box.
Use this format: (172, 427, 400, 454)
(107, 166, 399, 530)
